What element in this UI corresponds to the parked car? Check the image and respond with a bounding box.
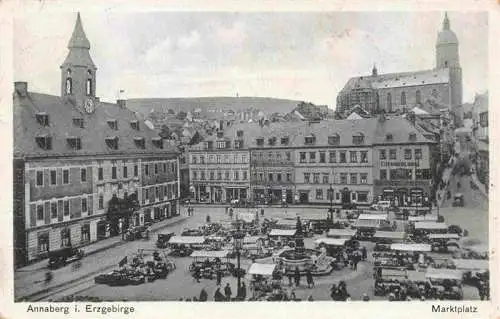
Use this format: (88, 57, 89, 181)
(48, 247, 84, 269)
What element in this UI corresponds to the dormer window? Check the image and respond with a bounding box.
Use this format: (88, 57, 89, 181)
(236, 130, 244, 138)
(130, 120, 140, 130)
(36, 113, 49, 126)
(386, 133, 393, 141)
(134, 137, 146, 149)
(217, 140, 226, 149)
(107, 119, 118, 130)
(304, 135, 315, 145)
(226, 141, 231, 149)
(206, 141, 214, 150)
(67, 137, 82, 150)
(35, 135, 52, 150)
(268, 137, 277, 146)
(234, 140, 244, 149)
(73, 118, 84, 128)
(105, 136, 119, 150)
(409, 132, 417, 141)
(256, 138, 264, 146)
(217, 131, 224, 138)
(352, 133, 365, 145)
(281, 137, 289, 145)
(152, 137, 163, 149)
(328, 134, 340, 146)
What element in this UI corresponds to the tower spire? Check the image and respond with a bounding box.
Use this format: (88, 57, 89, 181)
(372, 63, 378, 76)
(443, 12, 450, 31)
(68, 12, 91, 49)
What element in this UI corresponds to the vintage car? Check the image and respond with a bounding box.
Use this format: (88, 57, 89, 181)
(452, 193, 464, 207)
(48, 247, 84, 269)
(156, 232, 175, 249)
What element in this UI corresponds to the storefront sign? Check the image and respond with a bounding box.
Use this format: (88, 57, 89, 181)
(381, 161, 420, 167)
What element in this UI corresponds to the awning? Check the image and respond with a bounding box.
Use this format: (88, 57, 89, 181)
(451, 259, 489, 271)
(373, 231, 406, 240)
(168, 236, 206, 245)
(464, 244, 489, 254)
(414, 222, 448, 230)
(315, 238, 347, 246)
(390, 243, 432, 252)
(408, 215, 438, 222)
(269, 229, 297, 237)
(327, 229, 357, 238)
(358, 214, 388, 221)
(248, 263, 277, 276)
(428, 234, 460, 240)
(190, 250, 230, 259)
(354, 219, 379, 229)
(244, 236, 263, 244)
(426, 268, 463, 281)
(276, 219, 298, 227)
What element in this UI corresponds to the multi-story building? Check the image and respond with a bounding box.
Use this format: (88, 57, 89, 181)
(471, 92, 489, 189)
(188, 130, 250, 203)
(13, 14, 179, 267)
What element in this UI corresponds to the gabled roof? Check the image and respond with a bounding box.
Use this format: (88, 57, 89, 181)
(14, 92, 177, 158)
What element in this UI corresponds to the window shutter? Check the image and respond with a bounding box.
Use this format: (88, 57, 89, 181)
(29, 203, 36, 227)
(44, 202, 50, 224)
(57, 200, 64, 222)
(56, 168, 62, 185)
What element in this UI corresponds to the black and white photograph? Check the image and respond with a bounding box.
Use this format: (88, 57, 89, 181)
(3, 2, 495, 313)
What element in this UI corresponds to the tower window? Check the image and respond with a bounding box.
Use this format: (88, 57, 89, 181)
(67, 69, 72, 77)
(65, 78, 72, 95)
(401, 92, 406, 105)
(86, 79, 92, 96)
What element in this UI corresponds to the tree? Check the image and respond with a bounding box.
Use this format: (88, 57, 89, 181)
(159, 125, 171, 139)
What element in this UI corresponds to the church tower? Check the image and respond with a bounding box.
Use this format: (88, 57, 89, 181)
(436, 12, 462, 109)
(60, 13, 97, 112)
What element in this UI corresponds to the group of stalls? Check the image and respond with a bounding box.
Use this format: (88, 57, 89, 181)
(246, 263, 288, 300)
(188, 250, 236, 280)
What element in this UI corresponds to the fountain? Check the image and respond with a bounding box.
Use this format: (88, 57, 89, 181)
(274, 238, 334, 276)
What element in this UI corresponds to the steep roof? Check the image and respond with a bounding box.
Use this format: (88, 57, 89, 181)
(68, 13, 90, 49)
(14, 91, 177, 158)
(62, 13, 96, 68)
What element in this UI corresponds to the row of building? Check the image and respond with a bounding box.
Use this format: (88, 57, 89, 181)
(187, 116, 440, 207)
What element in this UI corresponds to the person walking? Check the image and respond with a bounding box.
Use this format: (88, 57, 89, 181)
(287, 271, 293, 286)
(239, 282, 247, 301)
(306, 269, 314, 288)
(199, 288, 208, 302)
(216, 269, 222, 286)
(214, 287, 224, 302)
(361, 246, 367, 261)
(224, 283, 232, 301)
(193, 268, 201, 283)
(294, 267, 301, 287)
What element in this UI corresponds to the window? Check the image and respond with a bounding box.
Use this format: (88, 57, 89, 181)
(316, 189, 323, 200)
(206, 141, 213, 150)
(86, 74, 93, 96)
(281, 137, 289, 145)
(105, 137, 119, 150)
(386, 93, 392, 112)
(98, 167, 103, 180)
(268, 137, 277, 146)
(339, 151, 346, 163)
(50, 170, 57, 185)
(36, 113, 50, 126)
(35, 136, 52, 150)
(145, 164, 149, 176)
(80, 168, 87, 182)
(309, 152, 316, 163)
(236, 130, 244, 138)
(65, 77, 72, 95)
(61, 228, 71, 247)
(329, 151, 336, 163)
(73, 118, 84, 128)
(379, 150, 386, 160)
(123, 166, 128, 178)
(256, 138, 264, 146)
(319, 152, 326, 163)
(152, 138, 163, 149)
(276, 152, 282, 161)
(210, 171, 215, 180)
(201, 171, 205, 180)
(63, 200, 70, 216)
(415, 149, 422, 160)
(81, 224, 90, 243)
(404, 149, 412, 160)
(193, 171, 198, 180)
(234, 171, 239, 180)
(217, 141, 226, 149)
(63, 169, 70, 185)
(268, 173, 273, 182)
(51, 202, 57, 218)
(360, 173, 368, 184)
(389, 149, 397, 160)
(162, 162, 167, 172)
(36, 204, 44, 220)
(352, 134, 364, 145)
(350, 151, 357, 163)
(243, 171, 247, 180)
(217, 171, 222, 180)
(225, 171, 230, 180)
(242, 155, 247, 163)
(305, 136, 315, 145)
(130, 120, 140, 130)
(209, 155, 215, 163)
(340, 173, 347, 184)
(357, 192, 368, 202)
(112, 166, 117, 179)
(300, 152, 306, 163)
(328, 134, 340, 145)
(259, 173, 263, 181)
(38, 232, 49, 253)
(191, 156, 197, 164)
(350, 173, 357, 184)
(67, 137, 82, 150)
(234, 140, 244, 149)
(409, 133, 417, 141)
(155, 163, 159, 174)
(360, 151, 368, 163)
(107, 120, 118, 130)
(390, 168, 412, 180)
(304, 173, 310, 183)
(416, 90, 422, 104)
(286, 152, 291, 161)
(380, 170, 387, 180)
(401, 91, 406, 105)
(81, 198, 87, 213)
(313, 173, 320, 184)
(386, 134, 393, 141)
(286, 173, 291, 182)
(134, 165, 138, 177)
(36, 171, 44, 186)
(322, 173, 329, 184)
(479, 112, 488, 127)
(134, 137, 146, 149)
(416, 169, 431, 180)
(97, 195, 103, 209)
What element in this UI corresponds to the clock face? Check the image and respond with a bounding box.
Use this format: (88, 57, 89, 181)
(84, 98, 95, 113)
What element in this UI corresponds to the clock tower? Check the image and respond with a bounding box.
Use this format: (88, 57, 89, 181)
(60, 13, 97, 113)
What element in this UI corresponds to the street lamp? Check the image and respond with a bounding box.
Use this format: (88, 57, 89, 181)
(328, 184, 334, 221)
(233, 224, 245, 299)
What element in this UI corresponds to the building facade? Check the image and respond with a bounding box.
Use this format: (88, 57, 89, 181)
(13, 14, 179, 267)
(337, 13, 462, 120)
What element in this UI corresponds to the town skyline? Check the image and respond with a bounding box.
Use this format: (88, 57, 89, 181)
(15, 11, 487, 107)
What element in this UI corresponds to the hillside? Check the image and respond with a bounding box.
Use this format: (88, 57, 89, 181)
(126, 97, 305, 116)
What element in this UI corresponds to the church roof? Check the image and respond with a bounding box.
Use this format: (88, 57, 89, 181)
(13, 91, 177, 158)
(62, 13, 96, 68)
(68, 13, 90, 49)
(437, 13, 458, 45)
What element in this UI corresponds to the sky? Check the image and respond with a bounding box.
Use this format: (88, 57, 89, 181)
(14, 11, 488, 107)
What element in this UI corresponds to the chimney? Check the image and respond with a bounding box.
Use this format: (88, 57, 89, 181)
(117, 99, 127, 108)
(14, 82, 28, 97)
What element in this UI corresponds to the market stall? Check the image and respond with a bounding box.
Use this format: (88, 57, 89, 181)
(247, 263, 283, 301)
